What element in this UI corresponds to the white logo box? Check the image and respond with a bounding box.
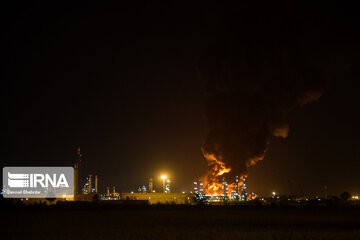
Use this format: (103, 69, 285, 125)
(3, 167, 74, 198)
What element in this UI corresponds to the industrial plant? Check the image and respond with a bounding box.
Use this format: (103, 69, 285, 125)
(16, 147, 251, 205)
(17, 147, 358, 206)
(71, 146, 260, 205)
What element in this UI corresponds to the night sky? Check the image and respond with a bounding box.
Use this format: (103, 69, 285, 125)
(2, 2, 360, 197)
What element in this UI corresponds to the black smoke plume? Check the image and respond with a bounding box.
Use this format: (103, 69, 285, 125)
(200, 7, 332, 181)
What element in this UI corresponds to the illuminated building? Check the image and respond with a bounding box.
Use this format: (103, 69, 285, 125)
(222, 177, 228, 201)
(193, 181, 198, 194)
(165, 178, 171, 193)
(241, 177, 247, 201)
(199, 182, 204, 196)
(194, 180, 205, 201)
(82, 174, 98, 194)
(233, 176, 240, 201)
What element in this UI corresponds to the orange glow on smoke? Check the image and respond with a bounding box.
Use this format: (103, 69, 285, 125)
(202, 151, 231, 176)
(202, 149, 238, 197)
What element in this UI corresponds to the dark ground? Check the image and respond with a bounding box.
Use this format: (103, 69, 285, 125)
(1, 205, 360, 240)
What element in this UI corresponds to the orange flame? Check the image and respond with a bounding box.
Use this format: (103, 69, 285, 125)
(247, 193, 258, 200)
(202, 151, 231, 177)
(201, 149, 236, 197)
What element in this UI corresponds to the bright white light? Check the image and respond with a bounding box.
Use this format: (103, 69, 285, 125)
(161, 175, 167, 179)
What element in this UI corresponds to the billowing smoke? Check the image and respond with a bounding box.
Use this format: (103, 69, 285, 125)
(200, 9, 329, 187)
(202, 65, 324, 180)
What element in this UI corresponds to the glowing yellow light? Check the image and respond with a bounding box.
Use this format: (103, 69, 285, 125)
(161, 175, 167, 179)
(61, 194, 74, 201)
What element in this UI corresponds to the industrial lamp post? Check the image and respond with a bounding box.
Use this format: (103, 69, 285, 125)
(161, 175, 167, 193)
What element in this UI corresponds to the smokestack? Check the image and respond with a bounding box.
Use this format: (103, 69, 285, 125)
(95, 175, 98, 194)
(76, 147, 82, 161)
(112, 186, 116, 199)
(74, 163, 78, 197)
(74, 146, 82, 197)
(149, 177, 153, 193)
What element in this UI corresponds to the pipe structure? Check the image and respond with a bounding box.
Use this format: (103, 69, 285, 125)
(161, 175, 167, 193)
(88, 174, 92, 193)
(74, 147, 82, 198)
(74, 163, 79, 196)
(149, 177, 153, 193)
(95, 175, 98, 194)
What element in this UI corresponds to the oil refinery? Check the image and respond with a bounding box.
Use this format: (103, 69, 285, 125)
(17, 147, 357, 206)
(72, 147, 253, 205)
(16, 147, 254, 205)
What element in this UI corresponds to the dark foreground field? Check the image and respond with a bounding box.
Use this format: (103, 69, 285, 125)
(2, 205, 360, 240)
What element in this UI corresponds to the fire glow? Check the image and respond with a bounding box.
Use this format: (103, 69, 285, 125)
(202, 149, 239, 197)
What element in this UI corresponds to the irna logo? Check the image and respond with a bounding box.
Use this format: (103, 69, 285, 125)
(3, 167, 74, 198)
(8, 172, 69, 188)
